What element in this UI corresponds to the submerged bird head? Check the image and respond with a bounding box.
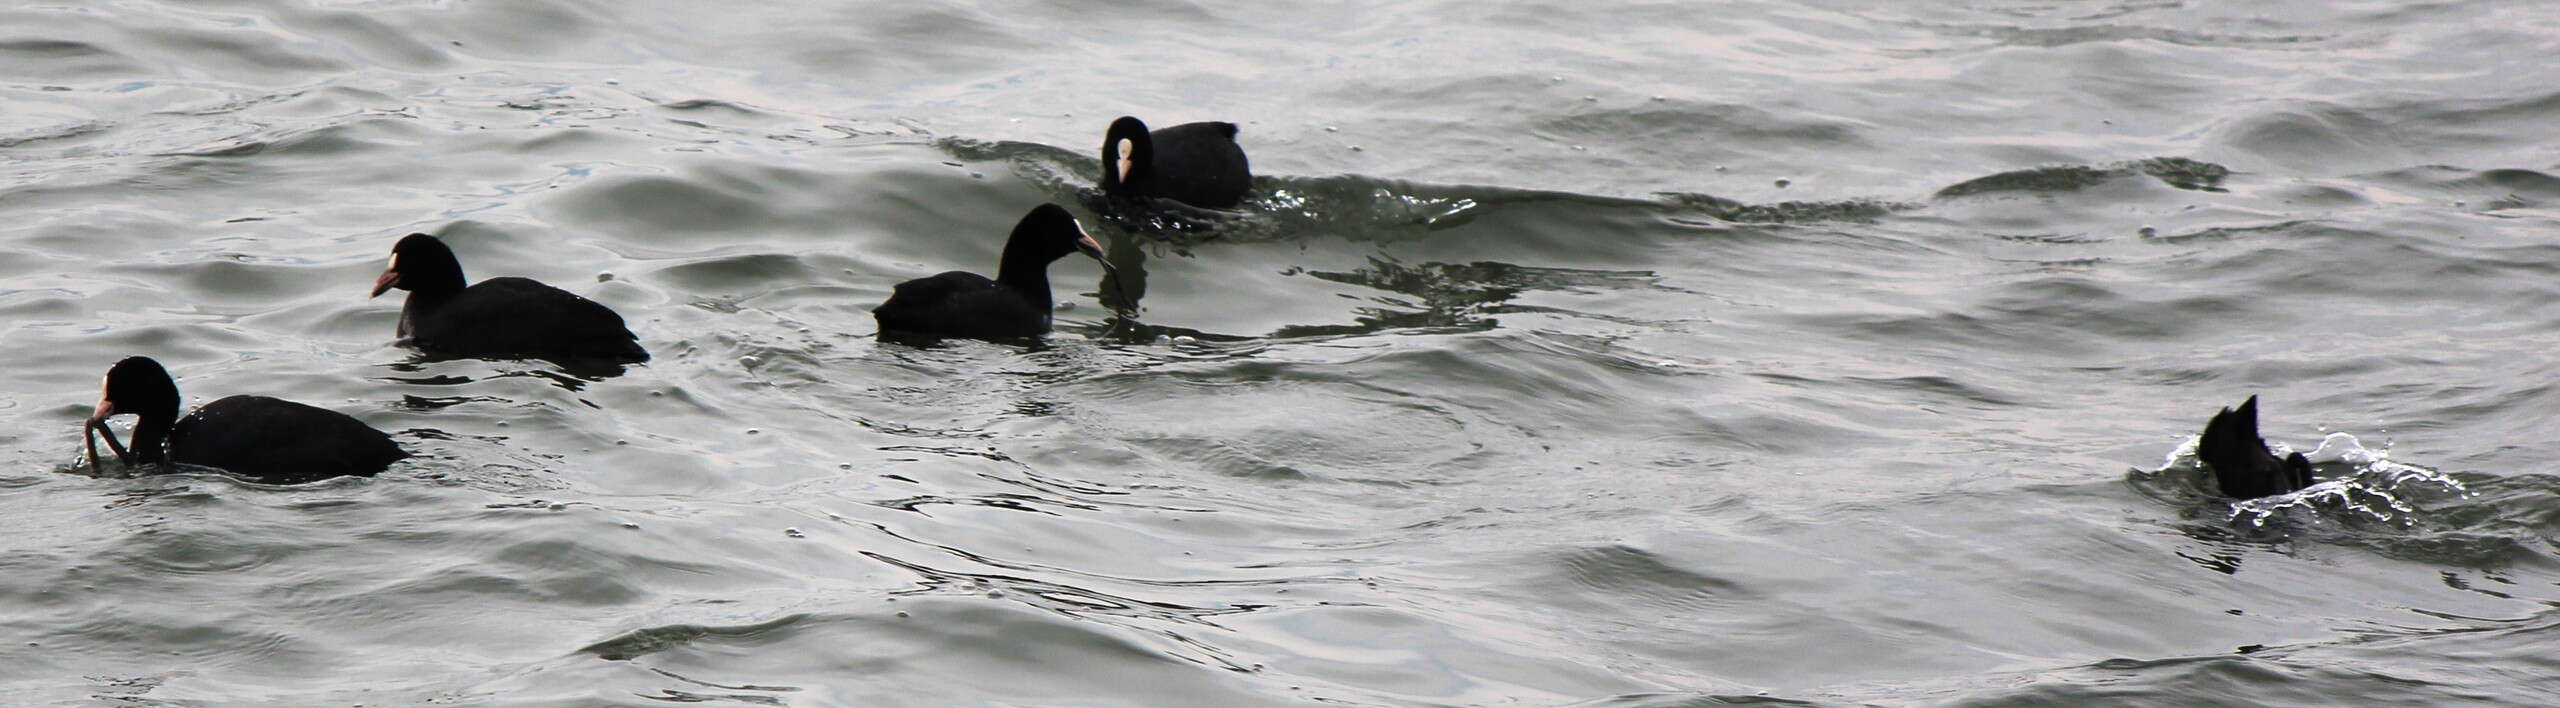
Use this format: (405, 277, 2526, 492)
(2282, 451, 2316, 491)
(371, 233, 468, 298)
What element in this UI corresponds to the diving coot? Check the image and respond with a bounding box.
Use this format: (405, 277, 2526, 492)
(873, 204, 1112, 341)
(83, 356, 406, 484)
(1100, 116, 1253, 210)
(2195, 395, 2316, 499)
(370, 233, 648, 362)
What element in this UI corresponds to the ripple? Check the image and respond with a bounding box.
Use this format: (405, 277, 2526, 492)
(577, 599, 1288, 705)
(2206, 102, 2407, 175)
(0, 36, 141, 78)
(1532, 100, 1871, 148)
(1907, 19, 2336, 50)
(553, 174, 768, 236)
(0, 119, 113, 150)
(1934, 157, 2229, 198)
(1069, 374, 1482, 484)
(1552, 544, 1754, 615)
(582, 614, 812, 661)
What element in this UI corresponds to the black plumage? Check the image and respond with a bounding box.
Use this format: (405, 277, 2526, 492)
(873, 204, 1111, 341)
(84, 356, 406, 484)
(2195, 395, 2317, 499)
(370, 233, 647, 362)
(1099, 116, 1253, 210)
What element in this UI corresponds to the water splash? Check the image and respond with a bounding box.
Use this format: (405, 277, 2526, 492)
(2221, 432, 2467, 527)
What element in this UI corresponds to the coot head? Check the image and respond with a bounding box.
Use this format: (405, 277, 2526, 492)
(85, 356, 181, 468)
(1003, 203, 1113, 280)
(370, 233, 466, 298)
(1099, 116, 1152, 196)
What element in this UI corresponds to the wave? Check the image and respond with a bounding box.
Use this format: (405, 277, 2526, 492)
(1935, 157, 2231, 198)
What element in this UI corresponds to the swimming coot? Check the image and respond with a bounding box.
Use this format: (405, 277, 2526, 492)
(1100, 116, 1253, 210)
(873, 203, 1112, 341)
(2196, 395, 2316, 499)
(84, 356, 406, 484)
(370, 233, 648, 362)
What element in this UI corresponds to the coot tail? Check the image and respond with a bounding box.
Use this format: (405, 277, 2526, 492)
(2195, 395, 2316, 499)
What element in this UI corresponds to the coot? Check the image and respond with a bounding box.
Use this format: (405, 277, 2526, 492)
(873, 204, 1112, 341)
(83, 356, 406, 484)
(2196, 395, 2316, 499)
(370, 233, 648, 362)
(1100, 116, 1253, 210)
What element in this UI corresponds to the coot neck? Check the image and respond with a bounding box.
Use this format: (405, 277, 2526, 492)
(398, 279, 467, 335)
(994, 239, 1056, 309)
(403, 287, 461, 314)
(129, 411, 173, 466)
(1109, 162, 1150, 197)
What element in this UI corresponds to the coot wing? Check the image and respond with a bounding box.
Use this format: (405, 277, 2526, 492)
(169, 395, 406, 484)
(874, 271, 1049, 340)
(1147, 121, 1252, 209)
(415, 277, 647, 361)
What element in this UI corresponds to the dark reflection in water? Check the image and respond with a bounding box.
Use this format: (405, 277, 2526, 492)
(376, 357, 629, 402)
(385, 355, 634, 385)
(1085, 222, 1669, 343)
(1095, 221, 1152, 315)
(873, 327, 1049, 350)
(1083, 188, 1243, 239)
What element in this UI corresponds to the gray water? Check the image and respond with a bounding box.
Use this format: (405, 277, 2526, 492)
(3, 0, 2557, 705)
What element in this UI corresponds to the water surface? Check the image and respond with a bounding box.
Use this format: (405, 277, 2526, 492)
(2, 0, 2556, 705)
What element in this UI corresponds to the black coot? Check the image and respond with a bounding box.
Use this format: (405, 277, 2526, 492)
(370, 233, 648, 362)
(873, 204, 1112, 341)
(1099, 116, 1253, 210)
(83, 356, 406, 484)
(2196, 395, 2316, 499)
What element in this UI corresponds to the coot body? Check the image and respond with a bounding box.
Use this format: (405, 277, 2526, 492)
(1100, 116, 1252, 210)
(874, 204, 1111, 341)
(371, 233, 647, 362)
(2195, 395, 2316, 499)
(85, 356, 405, 484)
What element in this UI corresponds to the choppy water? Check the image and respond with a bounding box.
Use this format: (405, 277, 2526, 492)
(3, 0, 2557, 704)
